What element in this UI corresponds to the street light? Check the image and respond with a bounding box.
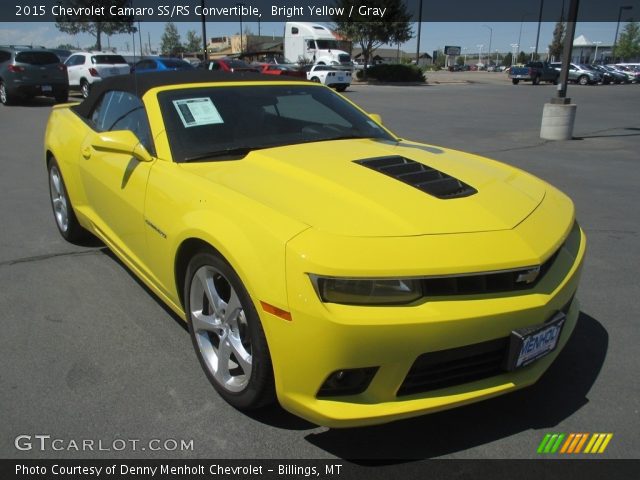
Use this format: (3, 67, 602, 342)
(463, 47, 468, 65)
(482, 25, 493, 66)
(613, 5, 633, 62)
(592, 41, 602, 63)
(530, 46, 536, 61)
(476, 44, 484, 66)
(510, 43, 519, 66)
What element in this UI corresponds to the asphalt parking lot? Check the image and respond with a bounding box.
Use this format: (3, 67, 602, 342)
(0, 80, 638, 461)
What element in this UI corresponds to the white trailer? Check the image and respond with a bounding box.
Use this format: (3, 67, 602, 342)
(284, 22, 352, 69)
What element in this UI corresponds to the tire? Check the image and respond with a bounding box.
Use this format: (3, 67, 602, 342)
(311, 76, 321, 83)
(336, 85, 347, 92)
(512, 78, 520, 85)
(578, 75, 589, 86)
(80, 79, 90, 98)
(54, 89, 68, 103)
(0, 80, 16, 105)
(47, 157, 88, 243)
(184, 251, 275, 410)
(532, 75, 540, 85)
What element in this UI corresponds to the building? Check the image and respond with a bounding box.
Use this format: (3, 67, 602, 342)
(570, 35, 613, 64)
(206, 34, 283, 59)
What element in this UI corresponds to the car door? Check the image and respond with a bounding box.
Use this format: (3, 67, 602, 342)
(64, 54, 84, 86)
(79, 90, 155, 269)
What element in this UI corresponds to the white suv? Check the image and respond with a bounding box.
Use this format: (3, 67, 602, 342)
(64, 52, 130, 98)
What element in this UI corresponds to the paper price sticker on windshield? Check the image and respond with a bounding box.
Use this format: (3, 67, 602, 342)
(173, 98, 223, 128)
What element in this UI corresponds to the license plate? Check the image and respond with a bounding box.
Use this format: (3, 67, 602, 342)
(110, 68, 118, 75)
(41, 85, 52, 92)
(505, 313, 565, 370)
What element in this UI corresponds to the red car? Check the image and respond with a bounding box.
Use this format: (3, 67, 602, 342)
(201, 58, 259, 73)
(257, 63, 306, 78)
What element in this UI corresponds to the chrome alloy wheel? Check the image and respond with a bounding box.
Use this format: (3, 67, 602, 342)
(49, 164, 69, 233)
(189, 265, 252, 392)
(0, 82, 7, 104)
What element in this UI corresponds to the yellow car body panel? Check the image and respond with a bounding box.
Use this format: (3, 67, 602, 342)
(44, 79, 586, 427)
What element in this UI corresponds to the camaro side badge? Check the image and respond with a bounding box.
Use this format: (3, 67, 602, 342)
(145, 219, 167, 239)
(516, 266, 541, 284)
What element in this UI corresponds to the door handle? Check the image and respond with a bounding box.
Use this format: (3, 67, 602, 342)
(81, 146, 91, 159)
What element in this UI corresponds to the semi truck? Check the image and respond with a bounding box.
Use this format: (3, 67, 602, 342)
(283, 22, 352, 69)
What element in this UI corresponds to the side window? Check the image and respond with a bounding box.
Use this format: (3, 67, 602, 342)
(0, 50, 11, 63)
(66, 55, 83, 66)
(291, 27, 298, 34)
(90, 91, 153, 154)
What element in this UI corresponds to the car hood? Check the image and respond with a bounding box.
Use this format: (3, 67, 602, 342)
(184, 139, 546, 237)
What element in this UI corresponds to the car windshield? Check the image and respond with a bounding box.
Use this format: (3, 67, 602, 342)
(92, 55, 127, 65)
(158, 84, 394, 163)
(224, 59, 252, 68)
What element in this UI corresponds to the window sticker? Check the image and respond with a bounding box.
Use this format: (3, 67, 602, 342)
(172, 97, 223, 128)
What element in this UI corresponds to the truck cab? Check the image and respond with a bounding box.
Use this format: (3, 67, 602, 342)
(284, 22, 352, 69)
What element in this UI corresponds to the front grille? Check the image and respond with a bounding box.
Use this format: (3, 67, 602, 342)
(355, 156, 477, 199)
(397, 337, 509, 396)
(421, 249, 560, 297)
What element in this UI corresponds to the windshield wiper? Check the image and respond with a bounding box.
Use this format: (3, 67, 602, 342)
(183, 146, 268, 163)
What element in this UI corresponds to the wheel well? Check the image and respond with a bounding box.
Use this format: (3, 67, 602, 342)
(174, 238, 221, 309)
(45, 150, 54, 166)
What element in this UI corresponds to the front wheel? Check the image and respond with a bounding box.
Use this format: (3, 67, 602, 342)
(578, 75, 589, 86)
(512, 78, 520, 85)
(532, 75, 540, 85)
(310, 76, 321, 83)
(185, 251, 275, 410)
(48, 157, 88, 243)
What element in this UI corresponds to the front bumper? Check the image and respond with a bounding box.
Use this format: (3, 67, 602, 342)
(260, 189, 585, 428)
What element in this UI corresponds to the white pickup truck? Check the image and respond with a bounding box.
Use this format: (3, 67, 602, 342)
(306, 65, 351, 92)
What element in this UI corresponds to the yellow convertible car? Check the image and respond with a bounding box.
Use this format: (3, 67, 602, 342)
(44, 71, 585, 427)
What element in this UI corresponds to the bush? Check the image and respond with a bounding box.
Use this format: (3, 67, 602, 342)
(363, 64, 426, 82)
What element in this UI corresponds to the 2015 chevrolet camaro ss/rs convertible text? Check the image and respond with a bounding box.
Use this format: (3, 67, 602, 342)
(44, 71, 585, 427)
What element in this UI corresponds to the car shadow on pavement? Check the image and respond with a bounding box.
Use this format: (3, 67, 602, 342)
(304, 312, 608, 461)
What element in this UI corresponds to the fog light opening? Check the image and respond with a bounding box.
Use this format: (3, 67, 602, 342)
(317, 367, 378, 398)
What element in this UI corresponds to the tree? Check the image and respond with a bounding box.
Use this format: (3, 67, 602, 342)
(57, 43, 76, 50)
(54, 0, 136, 51)
(161, 22, 183, 56)
(548, 20, 565, 62)
(332, 0, 413, 77)
(184, 30, 202, 54)
(615, 21, 640, 61)
(502, 52, 513, 66)
(517, 51, 527, 64)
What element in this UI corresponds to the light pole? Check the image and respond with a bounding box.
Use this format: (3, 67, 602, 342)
(612, 5, 633, 62)
(201, 0, 208, 62)
(534, 0, 545, 57)
(592, 41, 602, 63)
(510, 43, 519, 66)
(236, 2, 245, 54)
(530, 46, 536, 61)
(415, 0, 423, 64)
(476, 44, 484, 67)
(463, 47, 468, 65)
(482, 25, 493, 66)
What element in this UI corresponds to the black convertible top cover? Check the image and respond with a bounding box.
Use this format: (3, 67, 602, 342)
(72, 70, 306, 118)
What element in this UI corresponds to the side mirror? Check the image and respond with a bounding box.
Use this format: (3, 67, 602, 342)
(92, 130, 153, 163)
(368, 113, 383, 125)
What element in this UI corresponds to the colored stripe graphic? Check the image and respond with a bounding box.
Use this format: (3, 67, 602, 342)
(540, 433, 613, 454)
(584, 433, 614, 454)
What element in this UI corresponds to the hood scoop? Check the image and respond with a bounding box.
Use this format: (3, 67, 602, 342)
(354, 156, 477, 199)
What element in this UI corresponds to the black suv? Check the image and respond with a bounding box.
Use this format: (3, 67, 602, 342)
(0, 45, 69, 105)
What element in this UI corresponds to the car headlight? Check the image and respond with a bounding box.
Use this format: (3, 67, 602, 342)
(309, 275, 422, 305)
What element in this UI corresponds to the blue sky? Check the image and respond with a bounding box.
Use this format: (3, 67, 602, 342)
(0, 21, 625, 55)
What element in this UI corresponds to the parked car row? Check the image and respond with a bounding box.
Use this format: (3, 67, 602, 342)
(1, 45, 354, 106)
